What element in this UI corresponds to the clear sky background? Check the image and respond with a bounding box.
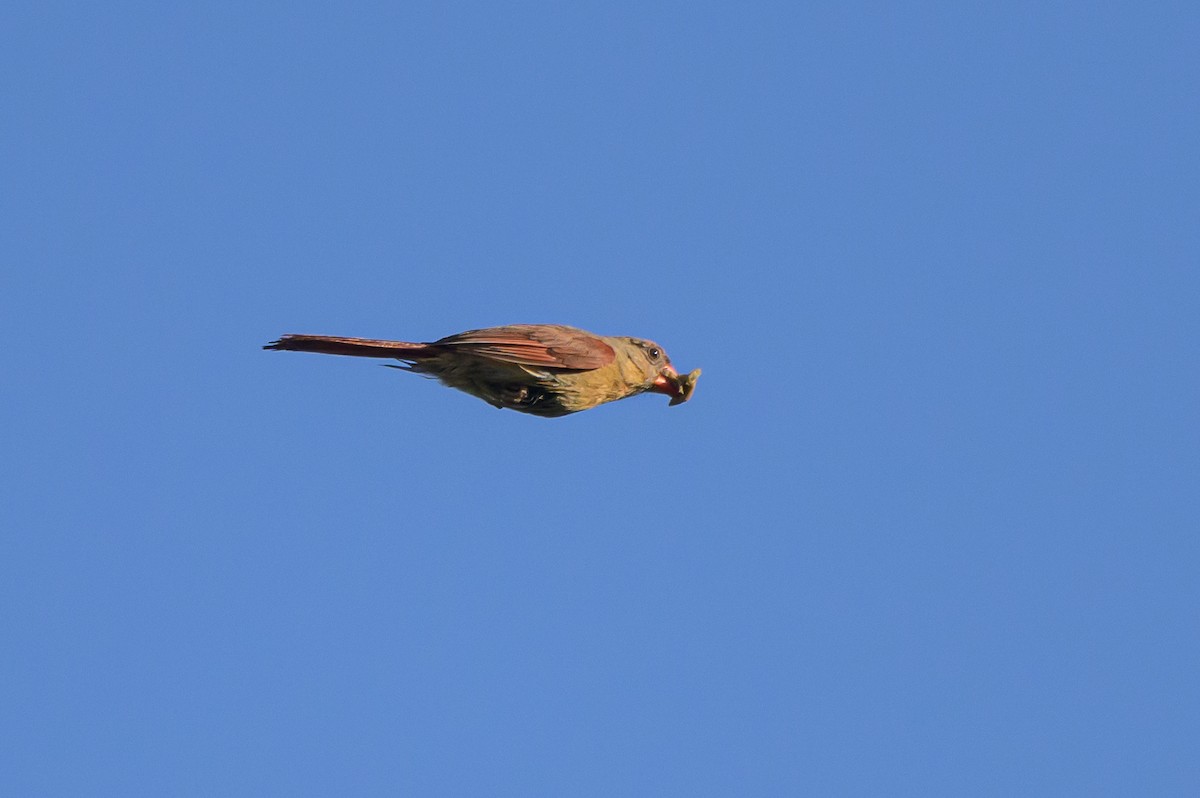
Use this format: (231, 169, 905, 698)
(3, 3, 1197, 795)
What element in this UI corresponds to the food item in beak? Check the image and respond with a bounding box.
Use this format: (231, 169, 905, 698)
(668, 368, 701, 406)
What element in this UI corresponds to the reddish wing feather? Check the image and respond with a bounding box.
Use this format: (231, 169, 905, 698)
(434, 324, 615, 370)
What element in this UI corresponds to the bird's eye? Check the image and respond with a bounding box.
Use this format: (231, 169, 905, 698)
(648, 347, 661, 360)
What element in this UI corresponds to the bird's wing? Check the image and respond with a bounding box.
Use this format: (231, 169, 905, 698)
(434, 324, 615, 370)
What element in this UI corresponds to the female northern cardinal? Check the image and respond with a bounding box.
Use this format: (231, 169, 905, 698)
(264, 323, 700, 417)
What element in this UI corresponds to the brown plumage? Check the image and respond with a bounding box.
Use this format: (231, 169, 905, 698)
(263, 323, 700, 417)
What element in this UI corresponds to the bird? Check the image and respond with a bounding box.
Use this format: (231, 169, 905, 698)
(263, 323, 700, 417)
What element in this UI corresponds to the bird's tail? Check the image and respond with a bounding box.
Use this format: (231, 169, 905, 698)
(263, 334, 432, 359)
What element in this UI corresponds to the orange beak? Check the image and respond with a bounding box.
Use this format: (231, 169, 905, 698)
(652, 366, 701, 406)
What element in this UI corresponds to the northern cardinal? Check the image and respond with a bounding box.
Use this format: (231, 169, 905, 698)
(263, 323, 700, 417)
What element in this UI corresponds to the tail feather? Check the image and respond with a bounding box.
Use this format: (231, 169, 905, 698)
(264, 334, 431, 359)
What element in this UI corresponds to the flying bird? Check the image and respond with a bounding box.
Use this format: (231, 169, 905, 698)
(263, 323, 700, 417)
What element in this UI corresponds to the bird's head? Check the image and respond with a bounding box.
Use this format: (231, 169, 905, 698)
(621, 338, 701, 406)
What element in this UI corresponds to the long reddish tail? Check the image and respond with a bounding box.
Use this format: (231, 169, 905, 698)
(263, 334, 433, 359)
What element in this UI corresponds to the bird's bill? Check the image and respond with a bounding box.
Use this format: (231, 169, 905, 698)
(652, 367, 701, 406)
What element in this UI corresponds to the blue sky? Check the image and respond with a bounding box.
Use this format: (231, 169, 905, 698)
(3, 2, 1197, 795)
